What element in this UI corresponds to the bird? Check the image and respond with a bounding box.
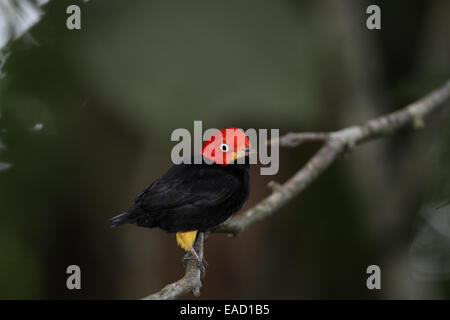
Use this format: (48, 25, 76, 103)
(110, 128, 251, 267)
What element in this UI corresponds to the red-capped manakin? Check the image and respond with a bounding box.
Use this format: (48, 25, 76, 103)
(110, 128, 251, 266)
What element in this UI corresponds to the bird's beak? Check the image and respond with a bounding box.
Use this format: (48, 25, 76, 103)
(234, 146, 256, 159)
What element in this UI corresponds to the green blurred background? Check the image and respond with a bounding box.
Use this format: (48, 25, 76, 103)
(0, 0, 450, 299)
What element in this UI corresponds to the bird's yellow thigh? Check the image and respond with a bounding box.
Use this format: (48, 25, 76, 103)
(176, 230, 198, 251)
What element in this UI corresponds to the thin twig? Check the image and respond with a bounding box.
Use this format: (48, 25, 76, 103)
(269, 132, 331, 148)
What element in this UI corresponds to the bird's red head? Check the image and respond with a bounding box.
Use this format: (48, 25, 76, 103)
(201, 128, 251, 165)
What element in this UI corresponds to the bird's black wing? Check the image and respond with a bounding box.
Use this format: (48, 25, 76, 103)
(138, 163, 241, 212)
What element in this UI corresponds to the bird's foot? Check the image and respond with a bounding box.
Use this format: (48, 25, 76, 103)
(182, 248, 207, 277)
(182, 256, 206, 276)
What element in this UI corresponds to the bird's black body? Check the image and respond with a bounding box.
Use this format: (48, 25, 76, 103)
(110, 154, 250, 232)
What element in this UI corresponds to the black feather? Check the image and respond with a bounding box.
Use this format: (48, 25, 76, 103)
(109, 211, 129, 227)
(111, 153, 250, 232)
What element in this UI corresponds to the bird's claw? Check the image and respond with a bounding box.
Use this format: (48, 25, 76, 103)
(182, 254, 207, 277)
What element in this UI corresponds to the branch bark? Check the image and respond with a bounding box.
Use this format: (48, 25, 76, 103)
(143, 233, 204, 300)
(144, 79, 450, 299)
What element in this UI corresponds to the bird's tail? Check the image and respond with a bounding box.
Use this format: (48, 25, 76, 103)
(109, 211, 130, 227)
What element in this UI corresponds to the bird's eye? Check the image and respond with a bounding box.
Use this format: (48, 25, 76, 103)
(220, 143, 229, 152)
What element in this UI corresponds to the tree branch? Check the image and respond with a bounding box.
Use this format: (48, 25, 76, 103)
(213, 79, 450, 235)
(143, 233, 205, 300)
(269, 132, 331, 148)
(144, 79, 450, 299)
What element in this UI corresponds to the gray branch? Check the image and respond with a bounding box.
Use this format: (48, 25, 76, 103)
(143, 233, 204, 300)
(144, 79, 450, 299)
